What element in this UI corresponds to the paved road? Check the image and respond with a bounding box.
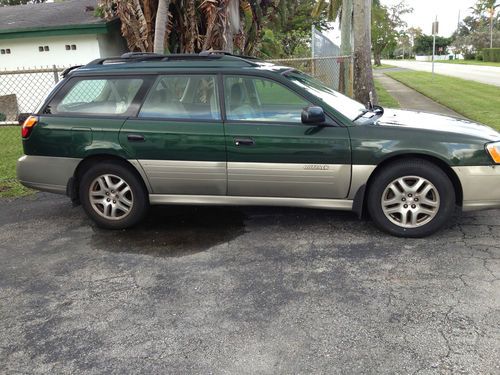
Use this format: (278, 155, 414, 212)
(1, 194, 499, 374)
(382, 60, 500, 87)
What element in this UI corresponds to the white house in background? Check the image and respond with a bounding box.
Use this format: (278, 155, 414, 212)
(0, 0, 128, 120)
(0, 0, 127, 70)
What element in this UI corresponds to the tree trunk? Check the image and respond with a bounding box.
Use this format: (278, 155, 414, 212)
(153, 0, 170, 54)
(352, 0, 377, 105)
(340, 0, 353, 96)
(374, 51, 381, 66)
(224, 0, 240, 53)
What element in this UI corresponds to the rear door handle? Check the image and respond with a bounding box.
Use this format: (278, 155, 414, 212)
(127, 134, 145, 142)
(234, 137, 255, 146)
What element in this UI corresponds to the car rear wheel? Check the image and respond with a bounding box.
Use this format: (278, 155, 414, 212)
(79, 161, 149, 229)
(367, 159, 456, 237)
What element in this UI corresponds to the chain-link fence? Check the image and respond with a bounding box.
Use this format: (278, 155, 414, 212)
(268, 55, 353, 96)
(0, 65, 64, 123)
(0, 66, 67, 195)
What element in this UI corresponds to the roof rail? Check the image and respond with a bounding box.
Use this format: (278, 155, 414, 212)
(61, 65, 83, 77)
(199, 50, 262, 63)
(84, 51, 263, 67)
(121, 52, 161, 58)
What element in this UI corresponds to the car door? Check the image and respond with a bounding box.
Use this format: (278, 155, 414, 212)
(223, 75, 351, 199)
(119, 74, 226, 195)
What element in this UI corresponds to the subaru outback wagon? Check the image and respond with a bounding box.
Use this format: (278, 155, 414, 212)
(17, 52, 500, 237)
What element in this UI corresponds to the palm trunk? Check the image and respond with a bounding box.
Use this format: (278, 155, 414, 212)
(352, 0, 377, 105)
(224, 0, 240, 53)
(154, 0, 170, 54)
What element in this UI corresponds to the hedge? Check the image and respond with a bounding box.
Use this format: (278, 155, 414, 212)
(482, 48, 500, 62)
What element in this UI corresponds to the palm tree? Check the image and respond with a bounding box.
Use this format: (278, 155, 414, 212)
(154, 0, 170, 53)
(472, 0, 499, 49)
(485, 0, 499, 48)
(352, 0, 377, 105)
(98, 0, 271, 54)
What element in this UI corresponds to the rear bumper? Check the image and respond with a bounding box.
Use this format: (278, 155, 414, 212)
(17, 155, 81, 195)
(452, 166, 500, 211)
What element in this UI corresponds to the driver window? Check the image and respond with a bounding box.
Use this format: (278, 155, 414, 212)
(224, 76, 309, 123)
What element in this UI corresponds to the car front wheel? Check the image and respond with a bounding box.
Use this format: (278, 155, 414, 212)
(367, 159, 456, 237)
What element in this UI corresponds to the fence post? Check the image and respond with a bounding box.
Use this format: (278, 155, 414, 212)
(52, 65, 59, 84)
(349, 56, 354, 98)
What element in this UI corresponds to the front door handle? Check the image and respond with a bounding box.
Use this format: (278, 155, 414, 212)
(127, 134, 145, 142)
(234, 137, 255, 146)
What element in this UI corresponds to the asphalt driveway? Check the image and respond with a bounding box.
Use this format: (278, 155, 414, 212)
(0, 193, 499, 374)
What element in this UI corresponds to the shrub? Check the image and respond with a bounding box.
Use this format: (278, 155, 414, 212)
(0, 113, 6, 121)
(475, 52, 483, 61)
(483, 48, 500, 62)
(464, 52, 476, 60)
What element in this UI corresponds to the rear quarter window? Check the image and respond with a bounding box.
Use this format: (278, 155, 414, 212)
(45, 77, 144, 116)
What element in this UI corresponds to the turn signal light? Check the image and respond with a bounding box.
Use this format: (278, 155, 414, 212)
(486, 142, 500, 164)
(21, 115, 38, 138)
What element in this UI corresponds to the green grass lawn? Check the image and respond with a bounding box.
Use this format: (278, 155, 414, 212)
(373, 64, 396, 70)
(374, 79, 400, 108)
(435, 59, 500, 68)
(385, 71, 500, 129)
(0, 126, 32, 198)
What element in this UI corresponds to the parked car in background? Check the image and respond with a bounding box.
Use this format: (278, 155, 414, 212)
(17, 52, 500, 237)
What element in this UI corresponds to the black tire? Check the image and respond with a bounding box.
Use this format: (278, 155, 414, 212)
(79, 161, 149, 229)
(367, 159, 456, 238)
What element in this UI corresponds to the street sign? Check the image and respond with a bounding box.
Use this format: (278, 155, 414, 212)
(432, 21, 439, 35)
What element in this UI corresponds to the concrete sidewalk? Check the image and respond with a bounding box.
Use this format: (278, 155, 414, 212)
(373, 70, 464, 118)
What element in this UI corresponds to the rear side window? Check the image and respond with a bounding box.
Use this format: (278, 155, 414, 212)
(48, 78, 143, 115)
(139, 75, 220, 120)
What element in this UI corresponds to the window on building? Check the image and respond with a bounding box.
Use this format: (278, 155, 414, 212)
(1, 49, 5, 55)
(71, 45, 77, 50)
(44, 46, 49, 51)
(65, 45, 71, 50)
(38, 46, 44, 52)
(6, 49, 10, 54)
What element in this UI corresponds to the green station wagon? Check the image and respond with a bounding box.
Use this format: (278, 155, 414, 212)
(17, 52, 500, 237)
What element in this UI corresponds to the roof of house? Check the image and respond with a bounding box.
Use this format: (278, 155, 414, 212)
(0, 0, 117, 40)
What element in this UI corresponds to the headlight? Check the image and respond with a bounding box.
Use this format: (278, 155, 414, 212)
(486, 142, 500, 163)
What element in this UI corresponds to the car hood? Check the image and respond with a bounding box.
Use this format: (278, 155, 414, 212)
(375, 109, 500, 141)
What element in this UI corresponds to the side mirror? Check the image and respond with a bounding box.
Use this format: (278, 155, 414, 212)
(301, 106, 325, 125)
(17, 113, 30, 125)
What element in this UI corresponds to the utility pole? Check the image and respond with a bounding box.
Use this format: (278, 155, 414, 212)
(340, 0, 353, 96)
(455, 10, 460, 60)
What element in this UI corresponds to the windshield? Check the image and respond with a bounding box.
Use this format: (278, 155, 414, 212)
(286, 71, 366, 121)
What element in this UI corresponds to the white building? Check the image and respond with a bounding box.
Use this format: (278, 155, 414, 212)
(0, 0, 127, 70)
(0, 0, 127, 121)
